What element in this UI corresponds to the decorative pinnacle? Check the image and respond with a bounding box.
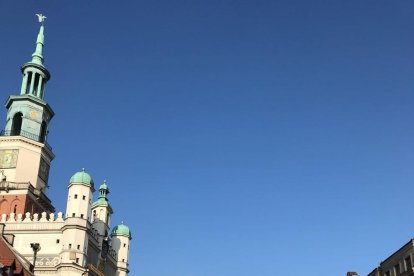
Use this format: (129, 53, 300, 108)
(36, 14, 47, 24)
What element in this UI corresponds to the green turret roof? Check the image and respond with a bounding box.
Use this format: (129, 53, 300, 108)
(99, 181, 108, 190)
(69, 169, 94, 187)
(112, 223, 131, 237)
(92, 180, 110, 207)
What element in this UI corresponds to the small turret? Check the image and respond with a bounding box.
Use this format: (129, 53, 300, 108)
(111, 222, 132, 275)
(92, 180, 113, 243)
(66, 169, 94, 220)
(61, 169, 95, 266)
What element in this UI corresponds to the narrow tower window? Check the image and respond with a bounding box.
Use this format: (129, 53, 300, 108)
(25, 72, 32, 94)
(33, 74, 40, 96)
(11, 112, 23, 136)
(39, 121, 47, 143)
(40, 81, 46, 98)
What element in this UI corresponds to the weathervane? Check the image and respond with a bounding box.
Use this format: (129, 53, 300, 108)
(35, 13, 46, 24)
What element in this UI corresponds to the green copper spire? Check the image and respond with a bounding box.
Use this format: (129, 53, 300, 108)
(31, 24, 45, 65)
(19, 14, 50, 99)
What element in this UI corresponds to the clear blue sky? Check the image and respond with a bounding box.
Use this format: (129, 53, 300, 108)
(1, 1, 414, 275)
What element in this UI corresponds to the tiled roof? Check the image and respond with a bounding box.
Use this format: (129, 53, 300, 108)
(0, 258, 15, 267)
(0, 233, 34, 276)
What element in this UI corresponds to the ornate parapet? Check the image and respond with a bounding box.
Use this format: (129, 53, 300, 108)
(1, 211, 64, 231)
(26, 255, 60, 267)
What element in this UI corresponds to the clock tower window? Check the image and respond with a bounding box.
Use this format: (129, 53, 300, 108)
(11, 112, 23, 136)
(40, 121, 47, 143)
(25, 72, 32, 94)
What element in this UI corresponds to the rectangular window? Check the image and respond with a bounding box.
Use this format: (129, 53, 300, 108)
(72, 213, 75, 217)
(395, 264, 401, 276)
(77, 244, 80, 250)
(56, 239, 60, 244)
(26, 72, 32, 94)
(406, 256, 412, 271)
(74, 194, 78, 199)
(80, 214, 84, 219)
(82, 195, 86, 200)
(76, 258, 79, 264)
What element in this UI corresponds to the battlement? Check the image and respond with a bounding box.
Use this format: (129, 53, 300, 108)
(2, 212, 121, 261)
(2, 211, 64, 232)
(1, 211, 64, 223)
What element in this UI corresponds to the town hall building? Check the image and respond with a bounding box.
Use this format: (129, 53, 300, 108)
(0, 16, 132, 276)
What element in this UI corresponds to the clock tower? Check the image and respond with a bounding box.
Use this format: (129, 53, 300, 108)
(0, 17, 54, 215)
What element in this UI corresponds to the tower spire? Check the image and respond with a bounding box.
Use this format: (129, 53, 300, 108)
(19, 14, 50, 99)
(31, 14, 46, 65)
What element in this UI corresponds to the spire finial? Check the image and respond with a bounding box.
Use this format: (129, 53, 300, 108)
(36, 14, 47, 24)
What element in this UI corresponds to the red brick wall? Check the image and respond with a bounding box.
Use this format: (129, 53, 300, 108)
(0, 194, 48, 215)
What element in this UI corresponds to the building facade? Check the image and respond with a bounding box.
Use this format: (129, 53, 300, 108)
(366, 240, 414, 276)
(0, 18, 131, 276)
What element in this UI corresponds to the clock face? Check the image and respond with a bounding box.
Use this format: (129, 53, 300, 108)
(0, 149, 19, 168)
(29, 110, 38, 120)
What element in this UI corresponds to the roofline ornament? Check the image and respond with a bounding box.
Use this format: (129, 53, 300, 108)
(36, 13, 46, 24)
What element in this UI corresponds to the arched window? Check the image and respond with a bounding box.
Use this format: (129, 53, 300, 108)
(39, 121, 47, 143)
(0, 199, 8, 214)
(11, 112, 23, 136)
(10, 199, 20, 214)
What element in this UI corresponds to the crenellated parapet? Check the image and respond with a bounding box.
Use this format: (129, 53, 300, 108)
(1, 211, 64, 222)
(1, 211, 65, 232)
